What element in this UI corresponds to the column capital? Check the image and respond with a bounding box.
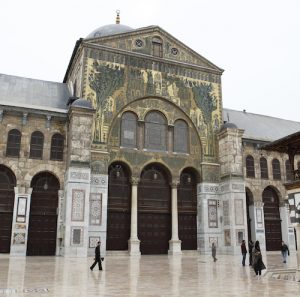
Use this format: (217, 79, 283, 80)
(254, 201, 264, 208)
(131, 177, 140, 186)
(170, 180, 179, 188)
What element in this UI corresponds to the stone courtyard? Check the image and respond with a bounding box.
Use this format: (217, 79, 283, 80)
(0, 252, 299, 297)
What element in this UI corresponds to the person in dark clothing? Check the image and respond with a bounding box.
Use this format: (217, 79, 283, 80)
(241, 240, 247, 266)
(281, 241, 290, 263)
(252, 240, 266, 276)
(248, 240, 254, 265)
(211, 242, 217, 262)
(90, 241, 103, 271)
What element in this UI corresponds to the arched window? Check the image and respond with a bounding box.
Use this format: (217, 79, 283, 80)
(50, 133, 64, 161)
(145, 111, 167, 151)
(246, 155, 255, 178)
(6, 129, 21, 157)
(174, 120, 188, 153)
(152, 37, 163, 58)
(260, 157, 268, 179)
(272, 159, 281, 180)
(285, 159, 293, 181)
(29, 131, 44, 159)
(120, 112, 137, 148)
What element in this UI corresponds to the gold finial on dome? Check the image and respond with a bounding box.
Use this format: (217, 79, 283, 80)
(116, 10, 120, 24)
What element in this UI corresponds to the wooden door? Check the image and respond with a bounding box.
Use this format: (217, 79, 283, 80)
(178, 171, 197, 250)
(27, 172, 59, 255)
(263, 187, 282, 251)
(106, 164, 131, 250)
(0, 166, 16, 253)
(138, 165, 171, 254)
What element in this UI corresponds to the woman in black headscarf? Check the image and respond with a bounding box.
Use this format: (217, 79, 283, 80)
(252, 241, 266, 276)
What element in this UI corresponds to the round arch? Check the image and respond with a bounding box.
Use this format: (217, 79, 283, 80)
(27, 171, 60, 255)
(262, 186, 282, 251)
(138, 162, 172, 254)
(106, 161, 132, 251)
(0, 165, 17, 253)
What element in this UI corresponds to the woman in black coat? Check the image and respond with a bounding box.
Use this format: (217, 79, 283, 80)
(252, 241, 266, 275)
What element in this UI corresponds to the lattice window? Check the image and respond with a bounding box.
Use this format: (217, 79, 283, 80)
(6, 129, 21, 157)
(246, 155, 255, 178)
(29, 131, 44, 159)
(260, 157, 268, 179)
(174, 120, 188, 153)
(272, 159, 281, 180)
(120, 112, 137, 148)
(152, 37, 163, 58)
(50, 133, 64, 161)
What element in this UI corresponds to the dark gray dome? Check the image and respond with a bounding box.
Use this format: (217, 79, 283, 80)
(72, 98, 93, 109)
(220, 122, 238, 131)
(86, 24, 133, 39)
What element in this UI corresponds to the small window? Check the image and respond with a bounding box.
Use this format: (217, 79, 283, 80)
(152, 37, 163, 58)
(121, 112, 137, 148)
(174, 120, 188, 153)
(285, 160, 293, 181)
(260, 157, 268, 179)
(29, 131, 44, 159)
(272, 159, 281, 180)
(50, 133, 64, 161)
(6, 129, 21, 157)
(246, 155, 255, 178)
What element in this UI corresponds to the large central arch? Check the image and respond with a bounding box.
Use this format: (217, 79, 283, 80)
(0, 165, 16, 253)
(27, 172, 60, 255)
(138, 163, 171, 254)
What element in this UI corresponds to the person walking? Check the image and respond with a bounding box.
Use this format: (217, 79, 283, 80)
(90, 241, 103, 271)
(241, 240, 247, 266)
(212, 242, 217, 262)
(248, 240, 254, 266)
(281, 241, 290, 263)
(252, 240, 266, 276)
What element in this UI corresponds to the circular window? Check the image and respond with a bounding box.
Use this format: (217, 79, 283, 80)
(135, 39, 144, 47)
(171, 48, 179, 55)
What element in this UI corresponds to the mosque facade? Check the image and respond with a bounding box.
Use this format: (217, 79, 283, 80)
(0, 16, 299, 256)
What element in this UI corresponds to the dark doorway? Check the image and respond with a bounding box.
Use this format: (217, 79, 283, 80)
(138, 164, 171, 254)
(106, 163, 131, 250)
(178, 169, 197, 250)
(245, 188, 253, 242)
(262, 187, 282, 251)
(27, 172, 59, 255)
(0, 165, 16, 253)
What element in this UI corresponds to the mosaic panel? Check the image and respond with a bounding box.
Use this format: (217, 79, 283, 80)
(89, 193, 102, 225)
(71, 190, 85, 221)
(89, 236, 100, 248)
(223, 200, 230, 226)
(236, 229, 245, 245)
(208, 199, 218, 228)
(13, 233, 25, 245)
(71, 227, 83, 246)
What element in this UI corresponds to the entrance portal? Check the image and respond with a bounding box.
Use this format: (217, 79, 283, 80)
(0, 165, 16, 253)
(106, 163, 131, 250)
(178, 169, 197, 250)
(262, 187, 282, 251)
(27, 172, 59, 255)
(138, 164, 171, 254)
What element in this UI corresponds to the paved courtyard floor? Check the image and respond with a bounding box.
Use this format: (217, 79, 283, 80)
(0, 252, 299, 297)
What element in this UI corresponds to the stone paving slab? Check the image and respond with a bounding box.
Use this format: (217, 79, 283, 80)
(0, 252, 299, 297)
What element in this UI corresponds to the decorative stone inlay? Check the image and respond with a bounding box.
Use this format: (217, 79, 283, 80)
(13, 233, 25, 244)
(89, 193, 102, 225)
(232, 183, 245, 192)
(256, 208, 264, 228)
(71, 227, 83, 246)
(224, 229, 231, 246)
(236, 229, 245, 245)
(220, 184, 230, 193)
(89, 236, 100, 248)
(209, 237, 218, 247)
(71, 190, 85, 221)
(70, 171, 89, 180)
(208, 199, 218, 228)
(223, 200, 230, 226)
(234, 199, 244, 225)
(91, 175, 107, 186)
(199, 184, 219, 194)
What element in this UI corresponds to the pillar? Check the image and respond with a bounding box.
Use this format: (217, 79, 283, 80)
(168, 181, 182, 254)
(128, 177, 141, 255)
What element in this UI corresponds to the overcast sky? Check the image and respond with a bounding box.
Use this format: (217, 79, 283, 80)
(1, 0, 299, 121)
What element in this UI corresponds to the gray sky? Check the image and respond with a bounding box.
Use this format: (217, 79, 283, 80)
(1, 0, 299, 121)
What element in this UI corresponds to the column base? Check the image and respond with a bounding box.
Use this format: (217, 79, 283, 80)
(168, 240, 182, 255)
(128, 238, 141, 256)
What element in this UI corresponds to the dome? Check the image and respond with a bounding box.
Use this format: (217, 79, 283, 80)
(219, 122, 238, 132)
(72, 98, 93, 109)
(86, 24, 133, 39)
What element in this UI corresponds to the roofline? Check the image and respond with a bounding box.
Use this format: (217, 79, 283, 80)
(263, 130, 300, 152)
(63, 38, 83, 83)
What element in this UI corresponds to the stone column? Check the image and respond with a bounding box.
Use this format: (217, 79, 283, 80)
(252, 201, 266, 251)
(168, 181, 182, 254)
(128, 177, 141, 255)
(295, 224, 300, 281)
(10, 186, 32, 256)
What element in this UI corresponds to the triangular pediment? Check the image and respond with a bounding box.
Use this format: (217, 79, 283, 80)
(84, 26, 223, 73)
